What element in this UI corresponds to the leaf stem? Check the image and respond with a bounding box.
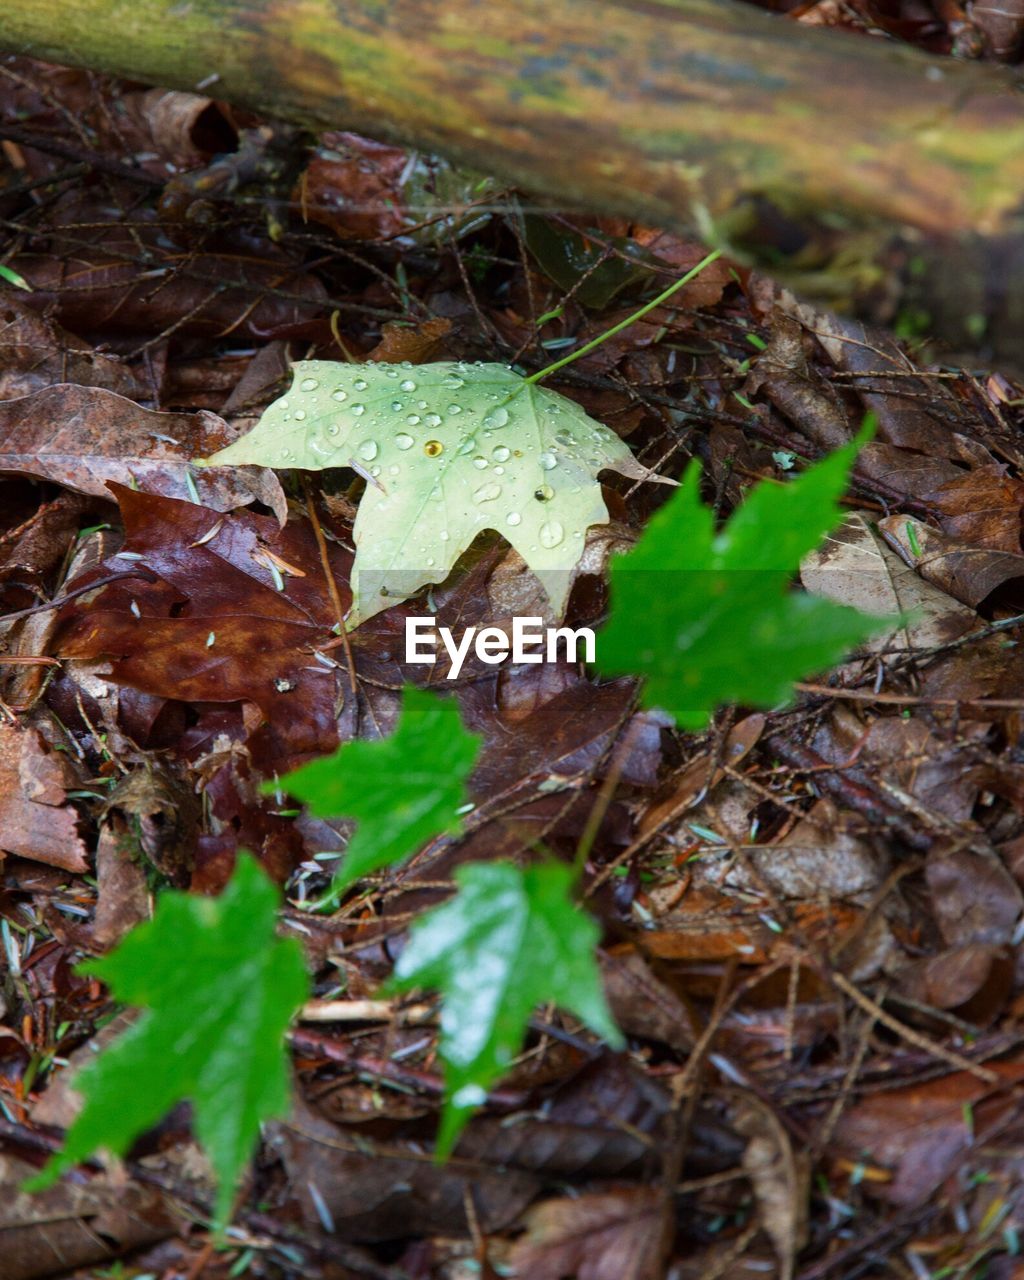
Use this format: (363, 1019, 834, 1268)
(524, 248, 723, 386)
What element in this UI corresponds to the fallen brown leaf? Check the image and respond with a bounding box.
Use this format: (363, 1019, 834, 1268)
(0, 385, 286, 520)
(511, 1186, 667, 1280)
(0, 721, 86, 872)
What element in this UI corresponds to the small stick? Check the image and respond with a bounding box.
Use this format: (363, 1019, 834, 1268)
(301, 475, 357, 700)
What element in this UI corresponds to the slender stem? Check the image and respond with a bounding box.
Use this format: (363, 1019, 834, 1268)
(524, 248, 723, 386)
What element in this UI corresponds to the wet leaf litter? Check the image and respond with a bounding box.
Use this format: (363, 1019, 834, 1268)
(6, 23, 1024, 1276)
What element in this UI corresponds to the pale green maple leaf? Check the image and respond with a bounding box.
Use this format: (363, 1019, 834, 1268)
(199, 360, 651, 626)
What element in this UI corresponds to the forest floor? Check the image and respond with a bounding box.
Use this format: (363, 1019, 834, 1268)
(5, 4, 1024, 1278)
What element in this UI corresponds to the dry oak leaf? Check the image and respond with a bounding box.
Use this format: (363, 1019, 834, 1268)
(0, 722, 87, 872)
(0, 384, 285, 521)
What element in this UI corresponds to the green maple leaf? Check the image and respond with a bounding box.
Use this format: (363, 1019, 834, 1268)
(200, 360, 650, 626)
(386, 859, 622, 1156)
(27, 856, 308, 1229)
(273, 685, 481, 896)
(598, 430, 887, 728)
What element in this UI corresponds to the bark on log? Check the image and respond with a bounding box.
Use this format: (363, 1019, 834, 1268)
(2, 0, 1024, 370)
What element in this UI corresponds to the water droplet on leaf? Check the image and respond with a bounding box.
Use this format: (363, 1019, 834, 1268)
(395, 433, 414, 450)
(534, 484, 554, 502)
(424, 440, 443, 457)
(492, 445, 511, 462)
(540, 520, 565, 548)
(473, 483, 502, 502)
(483, 406, 509, 428)
(351, 404, 366, 416)
(358, 440, 379, 461)
(506, 512, 522, 527)
(299, 377, 319, 392)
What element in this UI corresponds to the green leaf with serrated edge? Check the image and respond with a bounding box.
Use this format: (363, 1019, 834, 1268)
(198, 360, 649, 626)
(385, 860, 622, 1156)
(270, 686, 481, 896)
(597, 429, 889, 728)
(26, 856, 308, 1230)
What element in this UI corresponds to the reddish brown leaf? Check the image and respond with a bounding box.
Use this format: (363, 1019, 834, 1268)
(831, 1062, 1024, 1208)
(926, 464, 1024, 553)
(367, 317, 453, 364)
(273, 1095, 539, 1242)
(894, 943, 1013, 1025)
(878, 514, 1024, 609)
(600, 947, 696, 1052)
(926, 847, 1023, 948)
(56, 485, 348, 771)
(510, 1187, 667, 1280)
(0, 297, 141, 402)
(0, 722, 87, 872)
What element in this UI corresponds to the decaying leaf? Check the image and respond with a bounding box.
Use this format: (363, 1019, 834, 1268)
(510, 1186, 667, 1280)
(0, 295, 141, 401)
(734, 1094, 809, 1280)
(56, 484, 346, 771)
(801, 510, 978, 652)
(0, 1152, 173, 1280)
(201, 360, 652, 625)
(0, 384, 285, 520)
(92, 820, 152, 950)
(0, 721, 87, 872)
(878, 512, 1024, 609)
(273, 1094, 540, 1242)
